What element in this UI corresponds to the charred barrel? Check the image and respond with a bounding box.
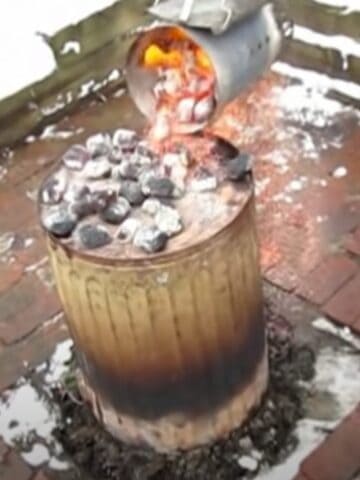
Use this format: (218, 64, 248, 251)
(42, 131, 268, 451)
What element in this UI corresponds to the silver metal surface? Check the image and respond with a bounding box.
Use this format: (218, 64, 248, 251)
(148, 0, 268, 34)
(126, 4, 282, 131)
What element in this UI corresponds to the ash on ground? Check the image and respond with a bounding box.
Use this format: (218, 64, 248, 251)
(52, 309, 315, 480)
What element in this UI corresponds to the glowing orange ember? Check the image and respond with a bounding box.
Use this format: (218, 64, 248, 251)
(141, 29, 217, 144)
(144, 45, 183, 69)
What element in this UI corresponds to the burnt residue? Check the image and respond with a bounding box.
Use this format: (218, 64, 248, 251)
(77, 308, 266, 420)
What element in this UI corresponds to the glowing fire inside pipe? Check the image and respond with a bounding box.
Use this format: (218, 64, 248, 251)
(126, 3, 282, 141)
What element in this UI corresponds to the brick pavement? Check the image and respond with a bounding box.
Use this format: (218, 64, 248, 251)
(0, 76, 359, 479)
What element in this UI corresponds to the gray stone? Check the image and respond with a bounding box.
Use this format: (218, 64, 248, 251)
(143, 177, 175, 198)
(63, 182, 90, 203)
(134, 225, 168, 253)
(78, 224, 112, 249)
(237, 455, 258, 472)
(82, 157, 111, 179)
(71, 190, 114, 218)
(100, 197, 130, 225)
(142, 198, 162, 216)
(112, 128, 138, 150)
(190, 169, 218, 192)
(155, 206, 183, 236)
(136, 141, 155, 160)
(117, 160, 143, 180)
(117, 218, 141, 242)
(109, 146, 124, 164)
(193, 95, 215, 123)
(62, 144, 90, 170)
(86, 133, 112, 157)
(121, 180, 146, 206)
(41, 205, 77, 237)
(238, 436, 253, 452)
(39, 170, 68, 205)
(225, 153, 251, 181)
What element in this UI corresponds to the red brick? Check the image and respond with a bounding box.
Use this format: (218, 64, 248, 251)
(343, 227, 360, 256)
(324, 200, 360, 243)
(14, 230, 47, 270)
(5, 140, 61, 187)
(301, 412, 360, 480)
(292, 475, 311, 480)
(0, 274, 61, 345)
(33, 471, 51, 480)
(265, 264, 299, 292)
(323, 273, 360, 328)
(297, 255, 358, 305)
(0, 450, 32, 480)
(0, 188, 36, 232)
(0, 262, 23, 295)
(260, 240, 281, 272)
(0, 314, 68, 392)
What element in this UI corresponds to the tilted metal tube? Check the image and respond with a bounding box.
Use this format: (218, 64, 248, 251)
(126, 3, 282, 130)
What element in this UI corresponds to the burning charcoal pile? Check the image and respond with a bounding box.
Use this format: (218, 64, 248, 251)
(53, 312, 315, 480)
(143, 30, 216, 140)
(39, 129, 251, 257)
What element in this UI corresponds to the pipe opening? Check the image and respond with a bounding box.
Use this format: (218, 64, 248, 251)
(126, 26, 219, 136)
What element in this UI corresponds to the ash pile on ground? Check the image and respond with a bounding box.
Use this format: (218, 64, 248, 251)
(52, 310, 315, 480)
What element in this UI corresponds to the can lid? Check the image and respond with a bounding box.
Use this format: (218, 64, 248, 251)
(148, 0, 269, 34)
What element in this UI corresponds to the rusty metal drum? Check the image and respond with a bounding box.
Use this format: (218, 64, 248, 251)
(46, 173, 268, 452)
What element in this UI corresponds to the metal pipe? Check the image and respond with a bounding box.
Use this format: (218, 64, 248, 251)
(126, 4, 282, 130)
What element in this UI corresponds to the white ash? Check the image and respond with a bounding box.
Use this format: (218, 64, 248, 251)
(82, 157, 111, 179)
(332, 166, 347, 178)
(153, 81, 165, 99)
(190, 174, 218, 192)
(193, 96, 215, 123)
(237, 455, 259, 472)
(170, 164, 187, 191)
(86, 133, 112, 157)
(62, 144, 90, 170)
(63, 182, 90, 203)
(238, 436, 253, 451)
(163, 151, 189, 168)
(38, 128, 248, 255)
(115, 160, 144, 181)
(139, 169, 159, 191)
(41, 205, 78, 238)
(112, 128, 138, 149)
(88, 180, 120, 197)
(152, 114, 171, 141)
(142, 198, 162, 216)
(177, 97, 195, 123)
(39, 170, 68, 205)
(117, 218, 141, 242)
(162, 69, 182, 95)
(134, 225, 168, 253)
(155, 205, 183, 237)
(163, 151, 189, 190)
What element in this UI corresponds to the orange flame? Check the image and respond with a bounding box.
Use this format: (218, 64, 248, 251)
(141, 30, 216, 145)
(144, 44, 183, 69)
